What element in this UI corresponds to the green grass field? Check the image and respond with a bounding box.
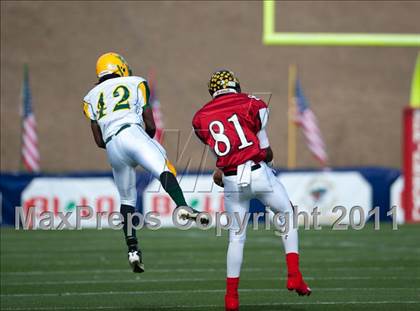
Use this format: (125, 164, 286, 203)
(1, 224, 419, 310)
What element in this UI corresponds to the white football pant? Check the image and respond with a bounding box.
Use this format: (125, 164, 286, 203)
(223, 162, 299, 278)
(106, 124, 172, 207)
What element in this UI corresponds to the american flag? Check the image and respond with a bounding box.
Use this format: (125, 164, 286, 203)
(148, 72, 164, 143)
(21, 65, 40, 172)
(294, 78, 328, 166)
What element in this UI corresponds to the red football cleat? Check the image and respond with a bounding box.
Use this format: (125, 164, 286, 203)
(225, 294, 239, 311)
(287, 271, 312, 296)
(225, 277, 240, 310)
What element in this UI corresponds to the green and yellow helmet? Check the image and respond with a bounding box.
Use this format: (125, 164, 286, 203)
(96, 52, 132, 78)
(208, 69, 241, 97)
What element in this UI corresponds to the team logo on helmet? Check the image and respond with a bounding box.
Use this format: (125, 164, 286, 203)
(208, 70, 241, 97)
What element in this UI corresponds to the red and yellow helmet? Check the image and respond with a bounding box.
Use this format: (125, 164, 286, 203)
(96, 52, 132, 78)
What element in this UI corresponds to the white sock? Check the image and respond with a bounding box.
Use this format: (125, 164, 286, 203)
(269, 208, 299, 254)
(282, 225, 299, 254)
(226, 240, 245, 278)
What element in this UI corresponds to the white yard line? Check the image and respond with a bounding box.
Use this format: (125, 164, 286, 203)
(1, 301, 420, 310)
(1, 287, 420, 298)
(2, 276, 420, 286)
(2, 251, 418, 262)
(2, 265, 414, 276)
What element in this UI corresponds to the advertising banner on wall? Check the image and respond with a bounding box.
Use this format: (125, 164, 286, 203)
(143, 174, 224, 227)
(390, 176, 405, 224)
(20, 177, 120, 229)
(0, 168, 402, 226)
(278, 171, 372, 225)
(402, 108, 420, 223)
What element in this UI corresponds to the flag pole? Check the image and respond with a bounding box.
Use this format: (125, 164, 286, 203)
(287, 64, 297, 169)
(20, 64, 28, 172)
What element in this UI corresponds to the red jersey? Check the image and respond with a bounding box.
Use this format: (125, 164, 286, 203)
(192, 92, 268, 173)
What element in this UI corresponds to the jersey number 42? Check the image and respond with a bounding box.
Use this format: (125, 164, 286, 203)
(97, 85, 131, 120)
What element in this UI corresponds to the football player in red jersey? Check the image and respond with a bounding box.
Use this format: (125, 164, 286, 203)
(192, 70, 311, 311)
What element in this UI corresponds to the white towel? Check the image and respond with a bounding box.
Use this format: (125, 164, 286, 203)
(237, 161, 252, 187)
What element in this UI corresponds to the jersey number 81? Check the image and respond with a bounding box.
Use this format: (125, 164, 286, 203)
(209, 114, 253, 156)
